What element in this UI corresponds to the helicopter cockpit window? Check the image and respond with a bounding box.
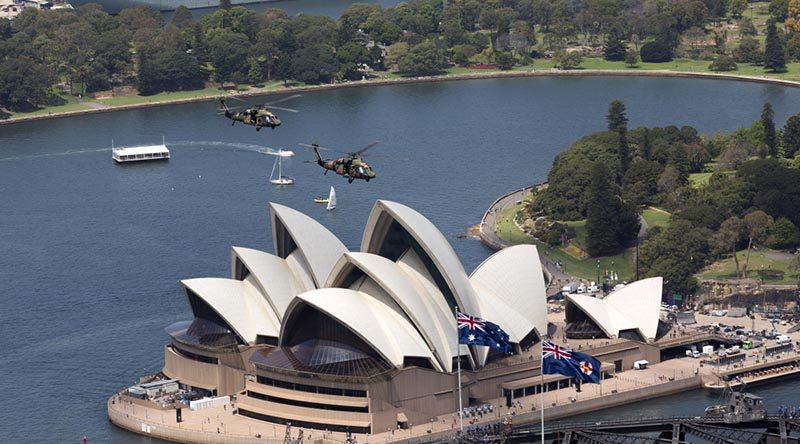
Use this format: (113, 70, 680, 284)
(357, 166, 366, 175)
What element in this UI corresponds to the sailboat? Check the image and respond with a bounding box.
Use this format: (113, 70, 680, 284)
(269, 153, 294, 185)
(326, 187, 336, 211)
(314, 186, 337, 210)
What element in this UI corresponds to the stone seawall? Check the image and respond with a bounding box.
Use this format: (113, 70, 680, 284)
(394, 375, 703, 444)
(107, 398, 343, 444)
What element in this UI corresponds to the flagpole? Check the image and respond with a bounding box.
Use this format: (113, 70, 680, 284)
(455, 306, 463, 434)
(540, 339, 544, 444)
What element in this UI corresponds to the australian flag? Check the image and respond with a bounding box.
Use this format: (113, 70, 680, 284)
(542, 341, 601, 384)
(457, 311, 513, 353)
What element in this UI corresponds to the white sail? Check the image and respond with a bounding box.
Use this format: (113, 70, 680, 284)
(326, 186, 336, 210)
(269, 154, 294, 185)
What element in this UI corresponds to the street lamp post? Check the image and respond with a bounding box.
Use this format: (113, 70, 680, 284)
(596, 260, 600, 284)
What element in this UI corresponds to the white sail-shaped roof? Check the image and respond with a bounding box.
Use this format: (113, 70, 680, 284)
(281, 288, 440, 371)
(182, 277, 280, 344)
(326, 252, 458, 372)
(566, 277, 663, 341)
(269, 202, 347, 288)
(361, 200, 481, 316)
(470, 245, 548, 339)
(231, 246, 312, 321)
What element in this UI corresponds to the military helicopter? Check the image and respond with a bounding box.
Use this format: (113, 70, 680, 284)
(299, 141, 380, 183)
(218, 94, 301, 131)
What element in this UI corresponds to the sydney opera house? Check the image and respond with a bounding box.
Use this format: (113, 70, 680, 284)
(158, 200, 665, 435)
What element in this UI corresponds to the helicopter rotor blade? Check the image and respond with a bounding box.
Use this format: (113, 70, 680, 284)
(228, 96, 250, 104)
(298, 143, 345, 153)
(265, 94, 302, 106)
(268, 105, 299, 113)
(352, 141, 381, 156)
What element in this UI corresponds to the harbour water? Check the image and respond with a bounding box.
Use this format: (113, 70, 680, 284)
(1, 76, 800, 443)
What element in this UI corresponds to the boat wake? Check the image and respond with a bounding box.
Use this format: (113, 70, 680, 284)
(168, 140, 289, 156)
(0, 141, 287, 162)
(0, 147, 110, 162)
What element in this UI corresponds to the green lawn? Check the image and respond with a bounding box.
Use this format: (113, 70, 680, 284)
(99, 86, 242, 106)
(642, 207, 671, 229)
(689, 172, 714, 188)
(698, 249, 799, 285)
(689, 170, 736, 188)
(494, 204, 635, 282)
(574, 58, 800, 82)
(9, 94, 90, 117)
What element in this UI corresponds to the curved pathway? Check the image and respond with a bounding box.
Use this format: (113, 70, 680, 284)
(478, 182, 574, 296)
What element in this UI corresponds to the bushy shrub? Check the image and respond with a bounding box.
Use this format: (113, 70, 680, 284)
(640, 40, 674, 62)
(709, 55, 738, 71)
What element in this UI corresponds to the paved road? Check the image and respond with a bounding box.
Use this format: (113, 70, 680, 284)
(478, 183, 574, 296)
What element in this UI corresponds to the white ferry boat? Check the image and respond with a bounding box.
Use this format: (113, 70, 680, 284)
(112, 138, 170, 163)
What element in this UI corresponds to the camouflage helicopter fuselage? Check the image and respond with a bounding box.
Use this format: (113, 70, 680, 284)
(219, 100, 281, 131)
(311, 145, 376, 183)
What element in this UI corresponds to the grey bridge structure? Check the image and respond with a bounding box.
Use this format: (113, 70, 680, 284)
(476, 416, 800, 444)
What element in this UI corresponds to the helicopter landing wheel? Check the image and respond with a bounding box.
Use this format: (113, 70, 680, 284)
(256, 127, 261, 132)
(366, 178, 370, 182)
(348, 178, 353, 183)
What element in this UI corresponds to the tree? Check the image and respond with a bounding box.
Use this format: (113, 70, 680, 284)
(292, 43, 338, 84)
(783, 114, 800, 158)
(742, 210, 775, 277)
(738, 158, 800, 226)
(493, 51, 515, 70)
(604, 33, 627, 61)
(0, 56, 52, 109)
(622, 159, 662, 206)
(640, 219, 712, 296)
(766, 217, 800, 249)
(625, 47, 640, 67)
(607, 99, 629, 172)
(738, 17, 757, 36)
(586, 161, 640, 256)
(762, 103, 778, 157)
(450, 44, 477, 66)
(118, 7, 163, 32)
(208, 30, 250, 85)
(339, 3, 379, 40)
(397, 40, 447, 76)
(337, 42, 371, 80)
(787, 0, 800, 32)
(729, 0, 748, 18)
(553, 49, 582, 69)
(0, 18, 10, 40)
(586, 162, 621, 256)
(733, 37, 763, 64)
(441, 5, 466, 46)
(764, 19, 787, 72)
(770, 0, 789, 21)
(709, 55, 737, 71)
(712, 216, 746, 278)
(640, 40, 674, 62)
(171, 6, 195, 29)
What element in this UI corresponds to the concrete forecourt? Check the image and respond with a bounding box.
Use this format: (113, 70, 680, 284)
(108, 199, 800, 443)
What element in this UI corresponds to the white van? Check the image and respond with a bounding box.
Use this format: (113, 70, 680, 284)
(776, 335, 792, 345)
(633, 360, 649, 370)
(561, 282, 578, 296)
